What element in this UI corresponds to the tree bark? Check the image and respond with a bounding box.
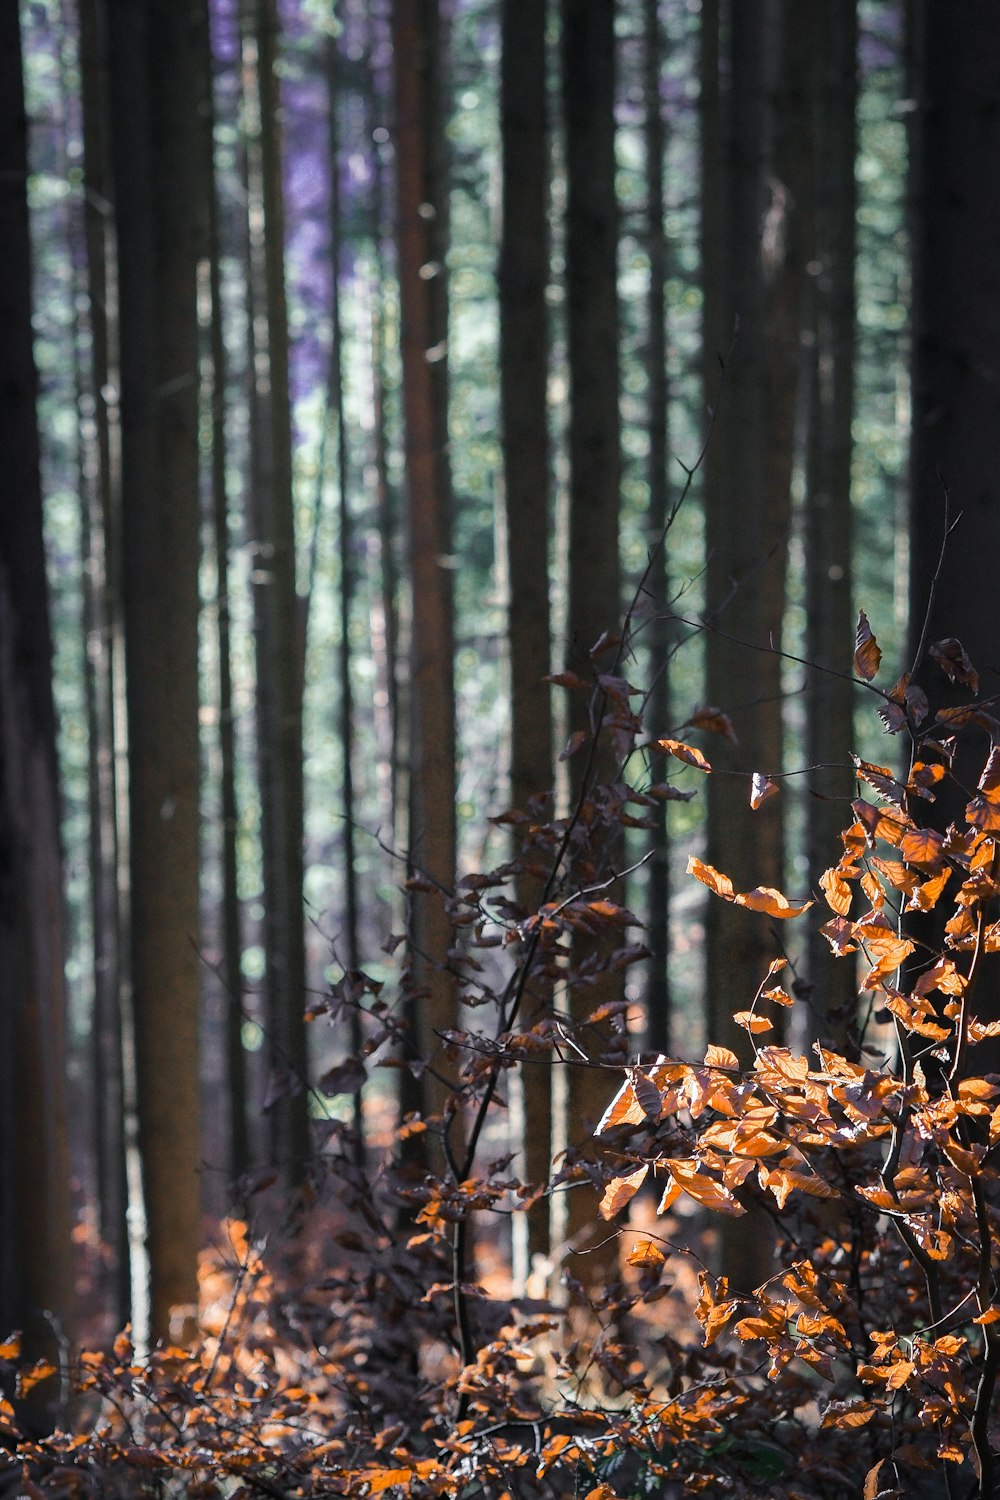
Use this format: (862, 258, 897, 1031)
(107, 0, 205, 1339)
(500, 0, 553, 1267)
(0, 0, 74, 1414)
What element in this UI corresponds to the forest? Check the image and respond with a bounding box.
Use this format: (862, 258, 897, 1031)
(4, 0, 1000, 1494)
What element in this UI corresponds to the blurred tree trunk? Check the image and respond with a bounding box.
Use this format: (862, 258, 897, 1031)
(107, 0, 205, 1339)
(803, 1, 857, 1048)
(242, 0, 311, 1184)
(560, 0, 623, 1261)
(499, 0, 553, 1268)
(642, 0, 672, 1054)
(203, 6, 249, 1188)
(392, 0, 458, 1145)
(78, 0, 131, 1330)
(0, 0, 74, 1417)
(908, 4, 1000, 1053)
(325, 25, 363, 1124)
(701, 0, 814, 1286)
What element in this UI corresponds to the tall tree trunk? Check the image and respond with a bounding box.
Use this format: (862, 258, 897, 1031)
(701, 0, 813, 1286)
(560, 0, 623, 1261)
(326, 24, 363, 1129)
(908, 3, 1000, 1053)
(78, 0, 131, 1331)
(499, 0, 553, 1268)
(392, 0, 458, 1144)
(0, 0, 74, 1416)
(804, 1, 857, 1048)
(242, 0, 311, 1183)
(642, 0, 672, 1054)
(203, 4, 249, 1188)
(107, 0, 205, 1340)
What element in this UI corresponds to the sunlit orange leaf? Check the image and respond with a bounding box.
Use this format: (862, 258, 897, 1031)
(820, 866, 853, 915)
(973, 1307, 1000, 1325)
(897, 827, 944, 870)
(595, 1080, 646, 1134)
(821, 916, 858, 956)
(659, 738, 712, 772)
(695, 1272, 740, 1345)
(853, 755, 906, 807)
(966, 794, 1000, 831)
(759, 1166, 835, 1209)
(820, 1400, 879, 1429)
(929, 636, 980, 694)
(736, 885, 812, 918)
(733, 1010, 772, 1034)
(735, 1302, 789, 1341)
(599, 1165, 648, 1220)
(853, 924, 914, 969)
(852, 798, 912, 848)
(750, 772, 779, 810)
(910, 759, 946, 791)
(687, 856, 734, 899)
(870, 857, 919, 895)
(0, 1337, 20, 1361)
(665, 1158, 746, 1216)
(906, 868, 951, 913)
(796, 1310, 847, 1343)
(704, 1044, 739, 1070)
(763, 985, 794, 1007)
(907, 1220, 952, 1261)
(583, 1487, 621, 1500)
(854, 611, 882, 681)
(688, 705, 738, 743)
(657, 1177, 683, 1214)
(626, 1239, 665, 1271)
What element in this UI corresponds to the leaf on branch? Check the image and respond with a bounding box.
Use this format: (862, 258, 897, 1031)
(737, 886, 812, 918)
(820, 865, 854, 916)
(899, 827, 945, 870)
(658, 737, 712, 772)
(626, 1239, 666, 1272)
(966, 794, 1000, 831)
(852, 798, 913, 848)
(854, 611, 883, 681)
(852, 756, 907, 808)
(820, 1400, 880, 1431)
(559, 729, 587, 761)
(704, 1044, 740, 1070)
(929, 637, 980, 694)
(734, 1011, 772, 1034)
(664, 1158, 747, 1215)
(687, 705, 738, 744)
(647, 781, 698, 802)
(750, 772, 779, 809)
(687, 856, 735, 899)
(599, 1165, 648, 1220)
(317, 1058, 367, 1097)
(545, 670, 591, 691)
(695, 1272, 740, 1345)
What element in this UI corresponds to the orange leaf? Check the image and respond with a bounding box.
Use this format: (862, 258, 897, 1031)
(665, 1158, 747, 1216)
(733, 1010, 772, 1034)
(599, 1165, 648, 1220)
(820, 1400, 879, 1430)
(899, 826, 945, 869)
(854, 610, 882, 681)
(820, 866, 854, 916)
(750, 772, 779, 810)
(979, 744, 1000, 795)
(626, 1239, 665, 1271)
(704, 1044, 740, 1070)
(687, 856, 735, 900)
(658, 738, 712, 772)
(595, 1079, 647, 1134)
(736, 885, 812, 918)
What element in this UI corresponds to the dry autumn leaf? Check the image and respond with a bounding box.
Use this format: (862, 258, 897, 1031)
(854, 610, 882, 681)
(658, 737, 712, 772)
(750, 771, 779, 809)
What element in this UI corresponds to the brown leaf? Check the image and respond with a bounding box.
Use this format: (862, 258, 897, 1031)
(736, 885, 812, 919)
(688, 705, 738, 743)
(599, 1165, 648, 1220)
(854, 611, 883, 681)
(704, 1044, 740, 1070)
(558, 729, 587, 762)
(929, 637, 980, 694)
(626, 1239, 665, 1271)
(733, 1010, 772, 1034)
(820, 865, 854, 916)
(658, 737, 712, 772)
(820, 1400, 879, 1430)
(687, 856, 735, 900)
(750, 771, 779, 809)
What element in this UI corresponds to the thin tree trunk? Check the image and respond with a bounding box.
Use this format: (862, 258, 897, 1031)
(499, 0, 553, 1267)
(242, 0, 311, 1183)
(561, 0, 623, 1262)
(203, 4, 249, 1187)
(392, 0, 458, 1144)
(804, 0, 857, 1048)
(642, 0, 672, 1054)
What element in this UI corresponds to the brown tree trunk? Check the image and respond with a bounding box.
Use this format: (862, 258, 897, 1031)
(642, 0, 672, 1054)
(560, 0, 623, 1262)
(908, 3, 1000, 1053)
(107, 0, 205, 1340)
(242, 0, 311, 1183)
(0, 1, 74, 1414)
(701, 0, 813, 1287)
(804, 1, 857, 1048)
(392, 0, 458, 1146)
(499, 0, 553, 1267)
